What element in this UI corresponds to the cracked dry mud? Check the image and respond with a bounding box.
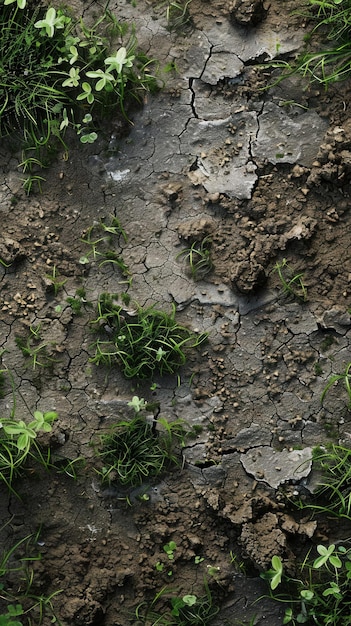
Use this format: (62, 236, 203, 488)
(1, 0, 351, 624)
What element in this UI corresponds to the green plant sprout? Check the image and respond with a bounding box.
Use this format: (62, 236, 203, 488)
(264, 555, 283, 591)
(0, 368, 78, 488)
(80, 216, 132, 283)
(171, 589, 220, 623)
(134, 586, 170, 624)
(34, 7, 68, 38)
(176, 236, 213, 281)
(127, 396, 147, 413)
(157, 0, 193, 32)
(272, 258, 308, 302)
(156, 559, 174, 578)
(66, 288, 92, 316)
(45, 265, 67, 296)
(194, 555, 204, 564)
(207, 565, 221, 580)
(229, 551, 246, 574)
(263, 543, 351, 625)
(4, 0, 27, 8)
(263, 0, 351, 88)
(15, 330, 57, 371)
(66, 296, 82, 316)
(28, 323, 41, 339)
(0, 532, 62, 625)
(155, 561, 164, 572)
(163, 541, 177, 560)
(321, 362, 351, 409)
(0, 408, 57, 490)
(134, 578, 219, 624)
(90, 293, 207, 379)
(0, 370, 6, 400)
(0, 2, 158, 192)
(21, 174, 47, 196)
(0, 604, 23, 626)
(302, 444, 351, 520)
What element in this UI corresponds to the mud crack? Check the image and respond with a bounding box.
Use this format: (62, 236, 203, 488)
(248, 100, 265, 167)
(189, 78, 198, 119)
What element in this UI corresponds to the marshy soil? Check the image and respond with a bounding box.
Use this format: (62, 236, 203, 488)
(1, 0, 351, 624)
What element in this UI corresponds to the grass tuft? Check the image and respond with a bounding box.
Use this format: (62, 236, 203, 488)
(90, 293, 208, 379)
(264, 0, 351, 87)
(96, 410, 186, 486)
(0, 2, 158, 191)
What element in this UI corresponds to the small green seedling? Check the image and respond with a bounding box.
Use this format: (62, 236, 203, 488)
(4, 0, 27, 8)
(21, 174, 46, 195)
(0, 410, 57, 490)
(194, 555, 204, 564)
(80, 131, 98, 144)
(170, 581, 220, 622)
(229, 550, 246, 574)
(306, 443, 351, 519)
(265, 543, 351, 625)
(66, 296, 82, 315)
(80, 217, 131, 282)
(155, 561, 164, 572)
(3, 411, 56, 451)
(163, 541, 177, 560)
(321, 362, 351, 409)
(266, 555, 283, 591)
(66, 288, 92, 315)
(127, 396, 147, 413)
(272, 258, 307, 302)
(160, 0, 193, 32)
(34, 7, 69, 38)
(0, 604, 24, 626)
(29, 323, 42, 339)
(313, 544, 342, 570)
(138, 493, 150, 502)
(135, 578, 219, 623)
(45, 266, 67, 297)
(15, 333, 57, 371)
(0, 532, 62, 624)
(262, 0, 351, 89)
(207, 565, 221, 579)
(171, 594, 197, 617)
(176, 236, 213, 281)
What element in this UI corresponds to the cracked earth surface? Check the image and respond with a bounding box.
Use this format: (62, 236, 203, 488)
(2, 0, 351, 623)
